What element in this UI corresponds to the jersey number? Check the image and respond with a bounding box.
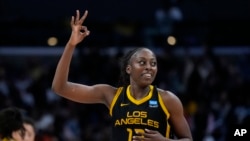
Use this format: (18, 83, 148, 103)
(126, 128, 144, 141)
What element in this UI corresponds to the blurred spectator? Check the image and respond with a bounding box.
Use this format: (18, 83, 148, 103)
(0, 107, 25, 141)
(23, 117, 36, 141)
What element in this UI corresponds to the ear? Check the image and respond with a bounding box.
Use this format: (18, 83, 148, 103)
(126, 65, 131, 74)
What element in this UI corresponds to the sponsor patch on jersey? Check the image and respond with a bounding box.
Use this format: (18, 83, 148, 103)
(149, 100, 158, 108)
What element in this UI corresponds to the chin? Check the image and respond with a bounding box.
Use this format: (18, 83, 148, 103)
(140, 81, 153, 87)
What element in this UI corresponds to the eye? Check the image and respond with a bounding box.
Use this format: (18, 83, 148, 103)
(139, 61, 145, 65)
(151, 61, 157, 66)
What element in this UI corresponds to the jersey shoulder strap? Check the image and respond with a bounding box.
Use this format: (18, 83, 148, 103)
(109, 86, 124, 116)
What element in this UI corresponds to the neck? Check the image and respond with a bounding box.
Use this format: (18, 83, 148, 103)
(129, 85, 150, 100)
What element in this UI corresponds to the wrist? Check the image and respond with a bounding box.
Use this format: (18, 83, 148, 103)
(66, 41, 77, 48)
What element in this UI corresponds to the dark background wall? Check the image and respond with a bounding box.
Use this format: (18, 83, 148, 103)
(1, 0, 250, 46)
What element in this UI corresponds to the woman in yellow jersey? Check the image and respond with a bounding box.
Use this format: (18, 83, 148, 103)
(52, 9, 193, 141)
(0, 107, 25, 141)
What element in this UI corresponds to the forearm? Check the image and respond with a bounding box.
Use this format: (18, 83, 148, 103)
(51, 42, 75, 93)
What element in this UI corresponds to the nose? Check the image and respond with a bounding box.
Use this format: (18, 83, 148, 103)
(145, 62, 152, 70)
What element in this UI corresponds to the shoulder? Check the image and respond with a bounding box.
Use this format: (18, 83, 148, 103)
(157, 88, 180, 103)
(156, 88, 184, 114)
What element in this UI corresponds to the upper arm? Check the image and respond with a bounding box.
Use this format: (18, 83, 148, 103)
(53, 82, 117, 107)
(161, 91, 193, 140)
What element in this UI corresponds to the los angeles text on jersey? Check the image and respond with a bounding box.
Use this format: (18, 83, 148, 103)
(114, 111, 159, 128)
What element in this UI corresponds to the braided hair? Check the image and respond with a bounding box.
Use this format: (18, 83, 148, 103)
(117, 47, 145, 87)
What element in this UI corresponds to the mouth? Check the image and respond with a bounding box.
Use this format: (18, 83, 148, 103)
(142, 73, 153, 78)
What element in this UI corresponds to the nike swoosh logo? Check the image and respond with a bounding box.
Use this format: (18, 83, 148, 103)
(120, 103, 130, 107)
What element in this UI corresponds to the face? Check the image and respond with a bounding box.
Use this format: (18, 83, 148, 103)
(126, 48, 158, 86)
(22, 123, 35, 141)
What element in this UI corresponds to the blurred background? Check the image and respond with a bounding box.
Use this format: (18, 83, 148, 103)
(0, 0, 250, 141)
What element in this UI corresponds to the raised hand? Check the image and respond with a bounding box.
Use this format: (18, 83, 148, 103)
(68, 10, 90, 47)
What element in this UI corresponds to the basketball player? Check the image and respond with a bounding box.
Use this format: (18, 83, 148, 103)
(52, 10, 193, 141)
